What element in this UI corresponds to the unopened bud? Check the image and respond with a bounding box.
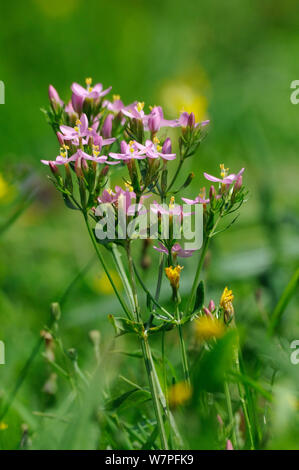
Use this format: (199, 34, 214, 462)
(71, 92, 84, 114)
(209, 185, 216, 200)
(75, 157, 84, 179)
(56, 132, 64, 146)
(234, 175, 242, 193)
(102, 114, 113, 138)
(67, 348, 78, 362)
(187, 112, 195, 128)
(162, 137, 172, 155)
(203, 306, 214, 319)
(208, 299, 215, 312)
(49, 85, 63, 112)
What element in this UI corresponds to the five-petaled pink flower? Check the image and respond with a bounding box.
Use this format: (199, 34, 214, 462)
(109, 140, 147, 161)
(71, 78, 112, 113)
(204, 164, 244, 185)
(153, 242, 196, 258)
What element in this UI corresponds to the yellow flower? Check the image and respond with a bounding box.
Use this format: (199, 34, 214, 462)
(168, 381, 192, 408)
(220, 286, 234, 320)
(0, 422, 8, 431)
(165, 265, 183, 290)
(195, 316, 225, 341)
(91, 270, 122, 295)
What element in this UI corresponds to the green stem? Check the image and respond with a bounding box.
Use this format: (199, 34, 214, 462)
(167, 159, 184, 192)
(111, 243, 135, 314)
(224, 381, 238, 449)
(123, 242, 168, 449)
(141, 336, 169, 449)
(83, 211, 131, 319)
(186, 237, 209, 313)
(178, 322, 190, 385)
(235, 350, 255, 450)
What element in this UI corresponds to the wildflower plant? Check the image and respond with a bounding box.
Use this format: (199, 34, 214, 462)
(41, 78, 248, 450)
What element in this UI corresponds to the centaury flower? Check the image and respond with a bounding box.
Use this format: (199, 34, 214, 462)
(204, 164, 244, 185)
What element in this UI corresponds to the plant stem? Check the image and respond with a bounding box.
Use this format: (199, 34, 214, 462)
(235, 350, 255, 450)
(167, 159, 183, 192)
(224, 381, 238, 449)
(83, 211, 131, 319)
(178, 322, 190, 385)
(124, 242, 168, 449)
(186, 237, 209, 313)
(111, 243, 135, 314)
(141, 335, 169, 449)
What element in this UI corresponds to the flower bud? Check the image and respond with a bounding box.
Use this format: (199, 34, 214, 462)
(71, 92, 84, 114)
(187, 112, 195, 128)
(208, 299, 215, 312)
(148, 109, 161, 134)
(162, 137, 172, 155)
(203, 306, 214, 319)
(102, 114, 113, 138)
(75, 157, 84, 179)
(56, 131, 64, 146)
(49, 161, 59, 176)
(233, 175, 242, 193)
(165, 265, 183, 290)
(49, 85, 63, 112)
(209, 185, 216, 200)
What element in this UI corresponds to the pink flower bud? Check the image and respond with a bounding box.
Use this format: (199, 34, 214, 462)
(102, 114, 113, 138)
(208, 299, 215, 312)
(162, 137, 172, 155)
(100, 165, 109, 178)
(203, 306, 213, 319)
(71, 92, 84, 114)
(49, 85, 63, 112)
(234, 174, 243, 192)
(148, 110, 161, 134)
(187, 112, 195, 128)
(75, 157, 83, 178)
(49, 162, 58, 175)
(56, 131, 64, 146)
(209, 185, 216, 200)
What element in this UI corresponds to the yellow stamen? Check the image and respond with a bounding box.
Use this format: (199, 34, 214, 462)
(165, 265, 183, 290)
(153, 136, 160, 145)
(169, 196, 175, 209)
(220, 163, 229, 178)
(125, 182, 133, 192)
(113, 94, 120, 101)
(74, 126, 79, 132)
(85, 77, 92, 86)
(75, 119, 82, 126)
(137, 102, 144, 112)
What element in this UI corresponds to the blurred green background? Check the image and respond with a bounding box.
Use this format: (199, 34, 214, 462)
(0, 0, 298, 449)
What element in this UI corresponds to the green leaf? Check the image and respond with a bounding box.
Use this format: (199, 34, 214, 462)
(105, 389, 151, 411)
(192, 280, 205, 313)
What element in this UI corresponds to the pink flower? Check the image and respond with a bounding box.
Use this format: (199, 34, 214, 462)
(98, 186, 148, 215)
(146, 106, 179, 133)
(153, 242, 196, 258)
(60, 114, 89, 141)
(181, 187, 210, 205)
(109, 140, 147, 161)
(204, 164, 244, 185)
(122, 101, 146, 121)
(178, 111, 210, 129)
(71, 78, 112, 113)
(136, 139, 176, 161)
